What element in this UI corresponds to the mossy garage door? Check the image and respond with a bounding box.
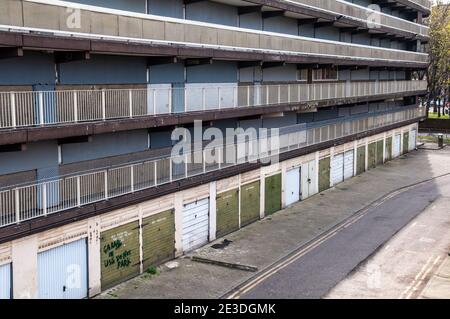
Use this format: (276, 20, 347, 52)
(240, 181, 260, 227)
(216, 188, 239, 238)
(356, 146, 366, 175)
(385, 137, 392, 161)
(318, 157, 330, 192)
(403, 132, 409, 154)
(142, 210, 175, 270)
(376, 140, 384, 165)
(265, 174, 281, 215)
(100, 221, 140, 290)
(368, 142, 377, 169)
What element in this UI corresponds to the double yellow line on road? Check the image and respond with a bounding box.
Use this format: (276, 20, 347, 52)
(225, 173, 450, 299)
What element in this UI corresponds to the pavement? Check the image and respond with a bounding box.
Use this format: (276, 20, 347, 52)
(97, 145, 450, 299)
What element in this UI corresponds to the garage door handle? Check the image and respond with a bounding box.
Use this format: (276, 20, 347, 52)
(307, 178, 311, 183)
(63, 285, 66, 292)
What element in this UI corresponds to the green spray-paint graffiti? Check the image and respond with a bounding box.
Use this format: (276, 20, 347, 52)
(103, 239, 132, 270)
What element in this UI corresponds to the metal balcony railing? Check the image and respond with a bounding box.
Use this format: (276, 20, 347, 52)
(0, 80, 427, 129)
(0, 106, 426, 228)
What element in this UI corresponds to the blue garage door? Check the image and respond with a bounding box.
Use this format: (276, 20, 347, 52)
(0, 263, 12, 299)
(38, 238, 88, 299)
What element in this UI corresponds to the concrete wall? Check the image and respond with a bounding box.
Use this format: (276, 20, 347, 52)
(263, 16, 298, 36)
(185, 2, 238, 27)
(262, 112, 297, 128)
(59, 55, 147, 85)
(68, 0, 146, 12)
(61, 130, 149, 164)
(315, 26, 340, 41)
(186, 61, 237, 83)
(148, 0, 183, 18)
(262, 65, 298, 82)
(0, 52, 55, 86)
(0, 141, 58, 175)
(239, 12, 262, 30)
(149, 62, 184, 84)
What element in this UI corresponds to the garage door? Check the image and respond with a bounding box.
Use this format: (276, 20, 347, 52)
(38, 239, 88, 299)
(265, 174, 282, 215)
(368, 142, 377, 169)
(318, 157, 331, 192)
(393, 134, 401, 158)
(331, 153, 344, 186)
(356, 146, 366, 175)
(385, 137, 392, 161)
(301, 160, 316, 199)
(216, 189, 239, 238)
(344, 150, 354, 180)
(182, 198, 209, 252)
(240, 181, 260, 227)
(403, 132, 409, 154)
(285, 167, 300, 206)
(376, 140, 384, 166)
(101, 221, 140, 290)
(142, 209, 175, 270)
(409, 130, 417, 151)
(0, 263, 11, 299)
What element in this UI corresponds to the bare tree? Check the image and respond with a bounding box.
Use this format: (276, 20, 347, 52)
(425, 2, 450, 117)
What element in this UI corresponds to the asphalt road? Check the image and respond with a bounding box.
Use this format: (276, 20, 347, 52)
(239, 174, 450, 299)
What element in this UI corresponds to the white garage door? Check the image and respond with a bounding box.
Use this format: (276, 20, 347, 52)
(0, 263, 11, 299)
(393, 134, 401, 158)
(182, 198, 210, 252)
(344, 150, 354, 180)
(332, 153, 344, 185)
(301, 160, 316, 200)
(38, 238, 88, 299)
(409, 130, 417, 151)
(285, 167, 300, 206)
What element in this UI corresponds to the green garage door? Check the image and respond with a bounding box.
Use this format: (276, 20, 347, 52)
(368, 142, 377, 169)
(265, 174, 282, 215)
(101, 221, 140, 290)
(376, 140, 384, 166)
(385, 137, 392, 161)
(142, 209, 175, 270)
(240, 181, 260, 227)
(318, 157, 331, 193)
(356, 146, 366, 175)
(216, 188, 239, 238)
(403, 132, 409, 154)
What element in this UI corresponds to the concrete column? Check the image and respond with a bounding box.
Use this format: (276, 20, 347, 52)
(281, 161, 287, 208)
(353, 140, 358, 176)
(260, 169, 265, 219)
(87, 217, 101, 297)
(365, 137, 369, 171)
(174, 195, 184, 257)
(383, 132, 387, 163)
(12, 235, 38, 299)
(209, 181, 217, 242)
(329, 147, 335, 188)
(314, 151, 319, 195)
(307, 68, 313, 84)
